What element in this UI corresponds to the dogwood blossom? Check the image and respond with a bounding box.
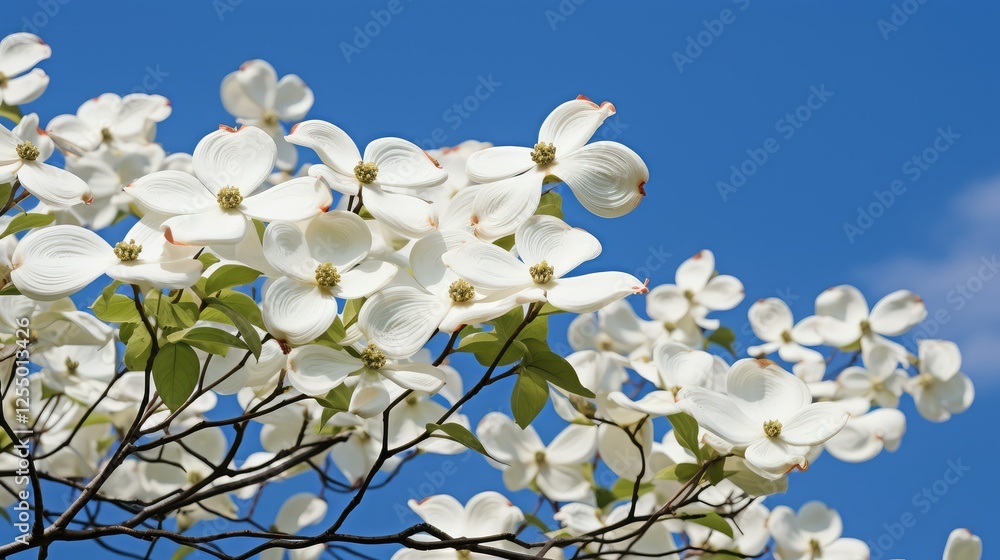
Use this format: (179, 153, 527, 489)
(1, 120, 92, 208)
(46, 92, 171, 155)
(0, 33, 50, 106)
(768, 502, 870, 560)
(392, 492, 525, 560)
(647, 249, 744, 332)
(906, 339, 974, 422)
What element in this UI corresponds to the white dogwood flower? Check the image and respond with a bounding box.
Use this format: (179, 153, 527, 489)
(747, 297, 825, 371)
(477, 412, 596, 501)
(391, 492, 524, 560)
(286, 119, 447, 238)
(768, 501, 870, 560)
(677, 359, 848, 479)
(46, 92, 172, 155)
(0, 33, 50, 106)
(261, 211, 396, 345)
(906, 339, 974, 422)
(610, 342, 727, 417)
(823, 408, 906, 463)
(221, 59, 313, 170)
(814, 285, 926, 354)
(464, 96, 648, 240)
(125, 125, 331, 246)
(11, 215, 202, 301)
(443, 214, 648, 314)
(647, 250, 744, 331)
(1, 120, 92, 208)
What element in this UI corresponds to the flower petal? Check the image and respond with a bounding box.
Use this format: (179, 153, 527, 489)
(286, 120, 361, 176)
(17, 161, 93, 209)
(470, 170, 545, 242)
(676, 250, 715, 292)
(515, 215, 601, 278)
(727, 359, 811, 424)
(362, 184, 439, 239)
(697, 274, 744, 311)
(869, 290, 926, 336)
(358, 285, 448, 359)
(0, 33, 50, 77)
(464, 491, 524, 537)
(11, 225, 115, 301)
(443, 240, 529, 291)
(553, 141, 647, 218)
(193, 126, 275, 196)
(107, 260, 203, 290)
(304, 210, 372, 270)
(538, 97, 615, 154)
(465, 146, 535, 183)
(262, 221, 317, 283)
(125, 170, 215, 215)
(545, 272, 647, 314)
(918, 339, 961, 382)
(241, 176, 331, 222)
(262, 276, 338, 345)
(220, 59, 276, 119)
(676, 386, 760, 445)
(379, 362, 447, 394)
(1, 69, 49, 106)
(816, 285, 869, 326)
(45, 114, 102, 156)
(333, 260, 397, 299)
(646, 284, 691, 323)
(779, 402, 848, 446)
(286, 345, 361, 396)
(274, 74, 314, 122)
(163, 209, 248, 246)
(365, 137, 446, 189)
(349, 370, 390, 418)
(748, 298, 794, 342)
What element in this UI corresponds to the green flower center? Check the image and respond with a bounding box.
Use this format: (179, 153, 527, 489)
(859, 319, 872, 336)
(216, 186, 243, 209)
(262, 111, 279, 127)
(529, 261, 554, 284)
(530, 142, 556, 165)
(16, 141, 40, 161)
(65, 357, 79, 373)
(448, 279, 475, 303)
(315, 262, 341, 287)
(113, 239, 142, 262)
(763, 419, 782, 438)
(781, 330, 794, 343)
(534, 450, 546, 465)
(360, 343, 387, 370)
(101, 128, 113, 143)
(354, 161, 379, 184)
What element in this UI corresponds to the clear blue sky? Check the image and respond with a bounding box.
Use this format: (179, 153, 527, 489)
(3, 1, 998, 558)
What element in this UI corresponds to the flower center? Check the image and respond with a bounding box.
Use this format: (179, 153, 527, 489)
(113, 239, 142, 262)
(668, 385, 682, 397)
(0, 72, 7, 87)
(65, 357, 79, 373)
(534, 450, 546, 465)
(354, 161, 379, 184)
(683, 289, 696, 301)
(262, 111, 279, 127)
(315, 262, 341, 287)
(763, 419, 782, 438)
(101, 128, 113, 143)
(859, 319, 872, 336)
(529, 261, 554, 284)
(530, 142, 556, 165)
(16, 141, 40, 161)
(216, 186, 243, 209)
(448, 279, 475, 303)
(360, 343, 386, 370)
(781, 330, 794, 343)
(809, 539, 822, 557)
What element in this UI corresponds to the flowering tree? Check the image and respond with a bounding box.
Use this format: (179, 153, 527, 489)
(0, 33, 984, 559)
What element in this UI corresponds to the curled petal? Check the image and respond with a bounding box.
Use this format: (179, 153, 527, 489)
(193, 126, 275, 196)
(554, 141, 647, 218)
(11, 225, 115, 301)
(365, 137, 447, 189)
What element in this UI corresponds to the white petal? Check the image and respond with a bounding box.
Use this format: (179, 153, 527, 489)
(193, 126, 275, 196)
(779, 403, 848, 446)
(553, 141, 647, 218)
(274, 493, 327, 534)
(163, 209, 248, 246)
(943, 528, 982, 560)
(45, 114, 102, 155)
(477, 411, 544, 466)
(470, 170, 545, 242)
(358, 285, 447, 359)
(365, 137, 447, 189)
(379, 362, 446, 393)
(918, 339, 961, 382)
(262, 276, 338, 345)
(676, 386, 760, 445)
(727, 359, 811, 424)
(816, 285, 869, 326)
(286, 345, 361, 396)
(546, 272, 648, 314)
(515, 215, 601, 278)
(274, 74, 314, 122)
(349, 370, 390, 418)
(824, 408, 906, 463)
(304, 210, 372, 270)
(869, 290, 926, 336)
(220, 59, 276, 119)
(597, 421, 653, 480)
(538, 97, 615, 154)
(697, 274, 744, 310)
(11, 225, 115, 301)
(823, 538, 871, 558)
(333, 260, 397, 299)
(107, 260, 202, 290)
(125, 170, 215, 215)
(17, 161, 93, 209)
(464, 491, 524, 537)
(743, 438, 807, 473)
(409, 229, 477, 293)
(646, 284, 691, 323)
(796, 501, 845, 546)
(286, 120, 361, 176)
(0, 33, 50, 77)
(262, 221, 317, 283)
(536, 463, 591, 502)
(676, 250, 715, 292)
(309, 163, 359, 196)
(443, 241, 529, 290)
(748, 298, 794, 342)
(547, 424, 597, 465)
(1, 69, 49, 106)
(609, 390, 681, 417)
(241, 176, 331, 222)
(111, 94, 171, 139)
(406, 494, 466, 536)
(362, 185, 438, 239)
(465, 146, 535, 183)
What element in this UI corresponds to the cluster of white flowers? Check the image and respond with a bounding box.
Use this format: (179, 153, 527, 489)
(0, 32, 981, 560)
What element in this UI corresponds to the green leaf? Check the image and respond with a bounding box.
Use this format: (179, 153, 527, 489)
(706, 326, 737, 357)
(313, 316, 346, 349)
(197, 252, 221, 269)
(493, 234, 515, 251)
(124, 327, 153, 371)
(0, 212, 55, 239)
(426, 422, 507, 464)
(0, 103, 21, 124)
(0, 283, 21, 296)
(204, 264, 260, 294)
(510, 370, 549, 429)
(199, 290, 263, 329)
(317, 383, 353, 412)
(168, 326, 249, 357)
(0, 183, 12, 207)
(706, 458, 727, 485)
(203, 297, 261, 359)
(521, 513, 551, 533)
(92, 283, 141, 323)
(252, 218, 266, 243)
(152, 342, 200, 411)
(144, 291, 198, 329)
(684, 512, 734, 539)
(342, 298, 364, 327)
(653, 462, 700, 482)
(610, 478, 653, 499)
(668, 412, 703, 462)
(535, 190, 564, 219)
(521, 344, 595, 398)
(467, 307, 548, 367)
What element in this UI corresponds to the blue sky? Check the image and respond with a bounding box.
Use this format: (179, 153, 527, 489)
(3, 1, 999, 558)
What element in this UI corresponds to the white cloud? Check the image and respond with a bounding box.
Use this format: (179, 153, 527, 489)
(855, 179, 1000, 387)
